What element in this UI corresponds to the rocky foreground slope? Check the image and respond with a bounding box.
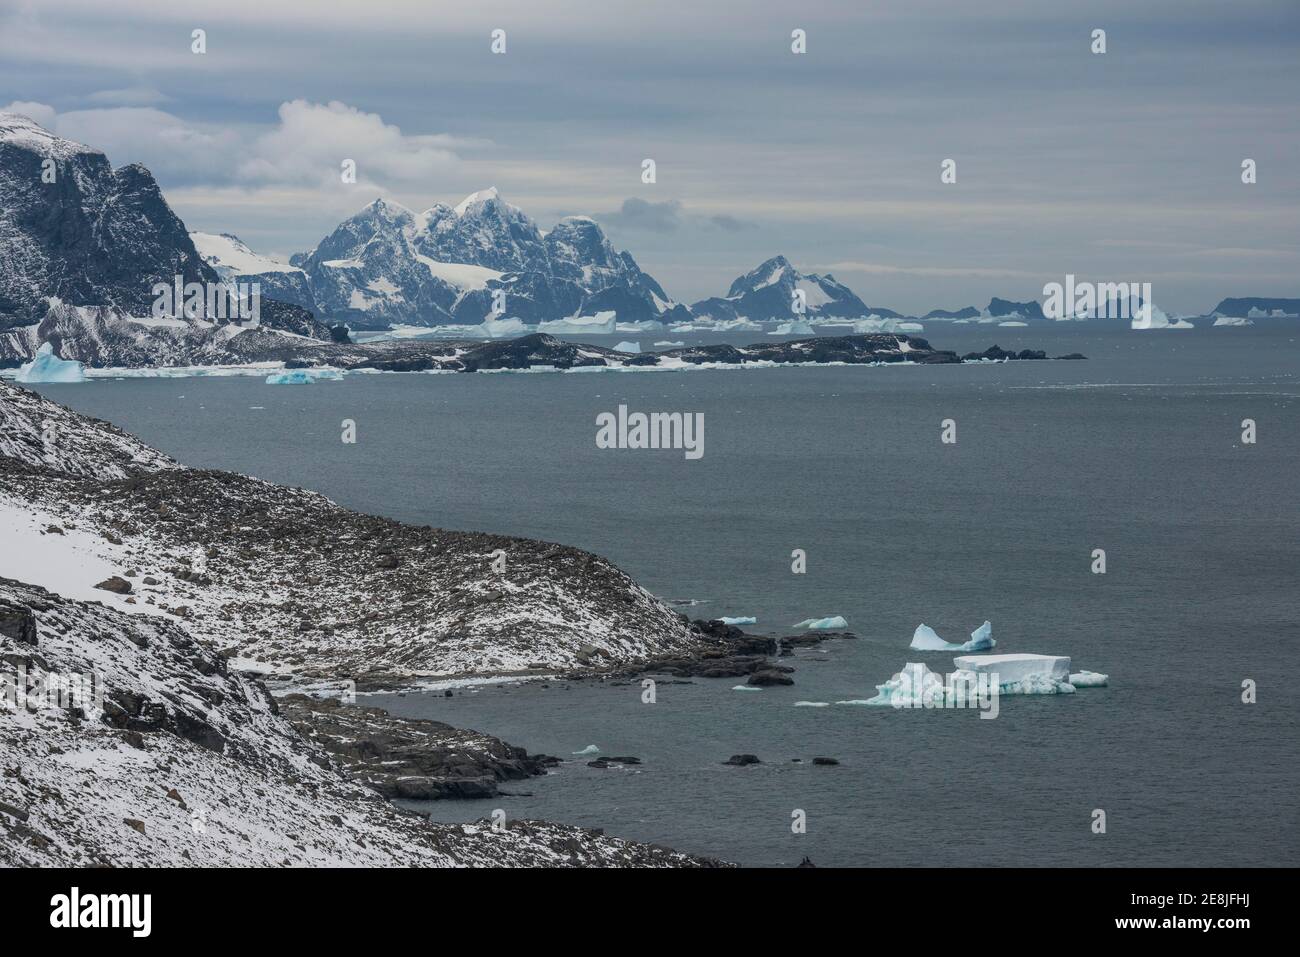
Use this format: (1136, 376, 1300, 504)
(0, 380, 709, 685)
(0, 578, 718, 866)
(0, 380, 739, 864)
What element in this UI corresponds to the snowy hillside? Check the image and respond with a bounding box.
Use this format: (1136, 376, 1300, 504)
(690, 255, 901, 323)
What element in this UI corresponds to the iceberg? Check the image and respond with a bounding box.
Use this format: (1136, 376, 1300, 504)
(613, 340, 641, 353)
(863, 662, 948, 707)
(571, 745, 600, 755)
(1212, 316, 1253, 327)
(653, 340, 686, 347)
(909, 621, 995, 652)
(16, 343, 86, 384)
(265, 369, 343, 384)
(1068, 670, 1109, 688)
(794, 616, 848, 630)
(719, 616, 756, 625)
(732, 685, 763, 692)
(952, 653, 1074, 693)
(538, 311, 617, 335)
(769, 320, 816, 336)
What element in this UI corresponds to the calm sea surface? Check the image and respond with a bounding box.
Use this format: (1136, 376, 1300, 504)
(29, 323, 1300, 866)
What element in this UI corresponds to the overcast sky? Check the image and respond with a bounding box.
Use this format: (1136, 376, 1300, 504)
(2, 0, 1297, 313)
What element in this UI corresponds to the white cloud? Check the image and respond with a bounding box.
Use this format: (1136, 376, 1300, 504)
(2, 99, 484, 192)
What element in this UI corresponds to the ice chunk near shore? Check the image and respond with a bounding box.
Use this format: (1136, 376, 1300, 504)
(572, 745, 600, 755)
(16, 343, 86, 383)
(1069, 670, 1109, 688)
(909, 621, 994, 652)
(794, 616, 847, 630)
(719, 616, 756, 625)
(732, 685, 763, 692)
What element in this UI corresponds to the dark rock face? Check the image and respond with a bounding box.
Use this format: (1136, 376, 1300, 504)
(93, 576, 132, 594)
(723, 754, 761, 766)
(281, 695, 559, 800)
(0, 114, 214, 329)
(961, 344, 1086, 362)
(0, 604, 37, 645)
(748, 669, 795, 687)
(985, 297, 1046, 321)
(922, 306, 980, 320)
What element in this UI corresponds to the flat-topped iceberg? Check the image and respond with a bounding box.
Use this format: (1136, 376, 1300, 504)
(538, 311, 617, 335)
(718, 616, 756, 625)
(909, 621, 995, 652)
(794, 615, 847, 630)
(952, 653, 1075, 694)
(16, 343, 86, 383)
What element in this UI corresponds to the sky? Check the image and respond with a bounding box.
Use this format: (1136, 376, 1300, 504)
(2, 0, 1297, 314)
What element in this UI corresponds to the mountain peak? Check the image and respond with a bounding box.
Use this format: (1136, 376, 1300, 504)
(0, 111, 96, 161)
(454, 186, 502, 215)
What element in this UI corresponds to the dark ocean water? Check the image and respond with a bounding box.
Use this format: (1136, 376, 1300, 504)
(27, 323, 1300, 866)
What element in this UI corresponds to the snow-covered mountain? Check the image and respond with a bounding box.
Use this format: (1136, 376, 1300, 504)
(206, 188, 689, 329)
(0, 112, 334, 359)
(0, 112, 215, 330)
(690, 255, 901, 323)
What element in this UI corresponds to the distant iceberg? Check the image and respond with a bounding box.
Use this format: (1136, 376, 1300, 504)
(539, 311, 617, 335)
(769, 320, 816, 336)
(1212, 316, 1253, 327)
(613, 340, 641, 353)
(571, 744, 600, 755)
(909, 621, 995, 652)
(16, 343, 86, 383)
(653, 340, 685, 347)
(719, 616, 756, 625)
(794, 616, 847, 630)
(265, 369, 343, 384)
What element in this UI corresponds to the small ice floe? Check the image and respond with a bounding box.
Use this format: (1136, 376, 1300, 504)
(794, 616, 848, 630)
(613, 340, 641, 353)
(793, 701, 830, 707)
(719, 616, 756, 625)
(654, 340, 686, 347)
(1068, 670, 1109, 688)
(16, 343, 86, 383)
(571, 745, 600, 755)
(265, 369, 343, 384)
(732, 685, 763, 692)
(909, 621, 995, 652)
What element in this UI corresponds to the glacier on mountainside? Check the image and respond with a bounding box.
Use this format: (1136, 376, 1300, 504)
(15, 343, 86, 383)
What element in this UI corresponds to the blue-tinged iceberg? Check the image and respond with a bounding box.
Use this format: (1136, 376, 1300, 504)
(15, 343, 86, 383)
(719, 616, 756, 625)
(265, 369, 343, 384)
(909, 621, 995, 652)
